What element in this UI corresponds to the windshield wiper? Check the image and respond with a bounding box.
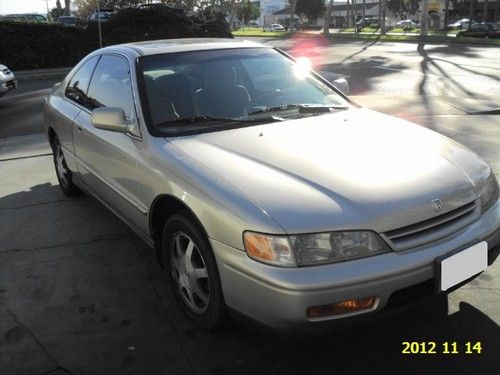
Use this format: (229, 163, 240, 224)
(248, 104, 349, 115)
(157, 115, 284, 127)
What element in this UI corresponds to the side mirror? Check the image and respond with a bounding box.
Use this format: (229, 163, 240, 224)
(91, 107, 140, 137)
(318, 71, 350, 95)
(91, 107, 129, 132)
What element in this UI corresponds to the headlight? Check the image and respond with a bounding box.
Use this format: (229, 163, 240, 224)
(243, 231, 390, 267)
(480, 170, 499, 213)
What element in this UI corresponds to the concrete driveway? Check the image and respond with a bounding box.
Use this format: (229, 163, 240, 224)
(1, 71, 499, 373)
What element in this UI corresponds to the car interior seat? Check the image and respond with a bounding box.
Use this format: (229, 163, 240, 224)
(194, 64, 251, 118)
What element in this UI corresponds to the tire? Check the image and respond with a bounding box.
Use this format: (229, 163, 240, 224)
(162, 212, 225, 329)
(51, 136, 82, 197)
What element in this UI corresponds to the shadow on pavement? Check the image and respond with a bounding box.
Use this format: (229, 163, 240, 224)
(1, 182, 498, 374)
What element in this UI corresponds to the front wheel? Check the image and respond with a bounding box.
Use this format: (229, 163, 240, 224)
(51, 136, 82, 197)
(162, 213, 225, 329)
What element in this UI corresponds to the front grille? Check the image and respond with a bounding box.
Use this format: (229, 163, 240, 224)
(382, 200, 480, 251)
(6, 80, 15, 88)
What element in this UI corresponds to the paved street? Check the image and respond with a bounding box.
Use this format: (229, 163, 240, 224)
(1, 39, 499, 374)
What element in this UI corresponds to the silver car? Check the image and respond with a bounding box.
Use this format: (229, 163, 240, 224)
(43, 38, 500, 330)
(0, 64, 17, 97)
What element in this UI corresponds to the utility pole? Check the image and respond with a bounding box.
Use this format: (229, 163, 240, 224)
(97, 1, 103, 48)
(45, 0, 51, 22)
(420, 0, 428, 36)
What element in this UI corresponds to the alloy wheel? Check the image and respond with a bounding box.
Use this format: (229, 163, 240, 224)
(169, 232, 210, 314)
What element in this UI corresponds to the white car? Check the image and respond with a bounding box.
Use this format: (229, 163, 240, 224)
(264, 24, 285, 32)
(396, 19, 418, 29)
(0, 64, 17, 97)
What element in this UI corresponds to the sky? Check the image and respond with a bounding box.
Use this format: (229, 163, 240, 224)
(0, 0, 63, 15)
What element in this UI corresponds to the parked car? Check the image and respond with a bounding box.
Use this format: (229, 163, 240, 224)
(88, 9, 114, 22)
(3, 13, 48, 23)
(57, 16, 77, 27)
(396, 19, 418, 30)
(0, 64, 17, 97)
(43, 39, 500, 330)
(263, 23, 285, 32)
(457, 22, 500, 38)
(356, 17, 379, 29)
(447, 18, 476, 30)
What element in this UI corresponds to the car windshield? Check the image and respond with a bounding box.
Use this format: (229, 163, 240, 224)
(139, 47, 349, 136)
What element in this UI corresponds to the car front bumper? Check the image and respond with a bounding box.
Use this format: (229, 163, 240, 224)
(211, 198, 500, 330)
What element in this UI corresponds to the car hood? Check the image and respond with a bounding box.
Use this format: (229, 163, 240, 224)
(0, 64, 8, 71)
(169, 108, 490, 234)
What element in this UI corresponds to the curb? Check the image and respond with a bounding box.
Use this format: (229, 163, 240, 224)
(13, 67, 72, 81)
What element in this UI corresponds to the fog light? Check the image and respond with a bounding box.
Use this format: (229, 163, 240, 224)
(307, 297, 377, 319)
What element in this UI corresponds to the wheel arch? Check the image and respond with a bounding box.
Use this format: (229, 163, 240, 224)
(149, 194, 210, 266)
(47, 126, 57, 146)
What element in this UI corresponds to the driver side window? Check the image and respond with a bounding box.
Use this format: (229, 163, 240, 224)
(86, 55, 135, 120)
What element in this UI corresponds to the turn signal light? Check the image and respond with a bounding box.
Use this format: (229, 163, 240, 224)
(307, 297, 377, 319)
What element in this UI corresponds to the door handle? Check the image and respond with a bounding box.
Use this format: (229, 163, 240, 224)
(77, 125, 83, 132)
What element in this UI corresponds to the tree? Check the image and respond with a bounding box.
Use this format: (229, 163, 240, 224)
(296, 0, 325, 22)
(51, 0, 64, 20)
(237, 1, 260, 24)
(74, 1, 142, 20)
(65, 0, 71, 15)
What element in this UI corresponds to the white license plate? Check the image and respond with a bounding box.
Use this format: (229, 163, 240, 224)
(440, 242, 488, 291)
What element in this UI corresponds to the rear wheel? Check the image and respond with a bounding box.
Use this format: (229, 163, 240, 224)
(51, 136, 82, 197)
(162, 212, 225, 329)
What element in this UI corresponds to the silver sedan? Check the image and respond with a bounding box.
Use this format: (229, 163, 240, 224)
(43, 38, 500, 330)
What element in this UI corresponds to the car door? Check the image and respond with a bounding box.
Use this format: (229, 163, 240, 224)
(72, 54, 149, 235)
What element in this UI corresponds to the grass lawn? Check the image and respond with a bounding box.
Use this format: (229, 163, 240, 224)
(332, 31, 500, 45)
(232, 27, 286, 37)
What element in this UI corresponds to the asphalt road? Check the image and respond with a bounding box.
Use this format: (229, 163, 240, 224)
(0, 39, 499, 374)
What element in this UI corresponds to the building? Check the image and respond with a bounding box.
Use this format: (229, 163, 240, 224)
(253, 0, 287, 26)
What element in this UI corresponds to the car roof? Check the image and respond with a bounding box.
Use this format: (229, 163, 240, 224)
(111, 38, 267, 56)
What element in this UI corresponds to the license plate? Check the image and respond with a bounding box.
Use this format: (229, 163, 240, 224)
(440, 242, 488, 291)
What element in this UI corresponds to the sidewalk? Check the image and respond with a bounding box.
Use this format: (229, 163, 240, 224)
(13, 67, 71, 82)
(0, 133, 51, 161)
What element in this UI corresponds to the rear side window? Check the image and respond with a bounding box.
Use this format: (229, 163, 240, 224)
(86, 55, 135, 119)
(65, 56, 99, 106)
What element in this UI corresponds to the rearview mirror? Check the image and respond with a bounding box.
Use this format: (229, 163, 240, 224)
(318, 71, 350, 95)
(91, 107, 140, 137)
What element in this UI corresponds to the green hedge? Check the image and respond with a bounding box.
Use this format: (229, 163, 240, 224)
(0, 8, 232, 70)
